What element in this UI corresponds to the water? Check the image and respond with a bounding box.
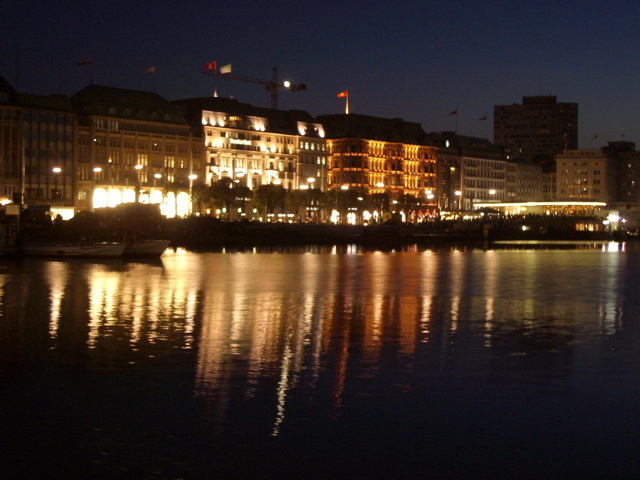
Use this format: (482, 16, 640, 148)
(2, 243, 640, 479)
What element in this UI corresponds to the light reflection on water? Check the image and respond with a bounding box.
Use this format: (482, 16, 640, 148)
(2, 245, 640, 478)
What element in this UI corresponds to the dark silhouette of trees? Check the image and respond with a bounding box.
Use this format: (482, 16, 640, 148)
(253, 184, 286, 221)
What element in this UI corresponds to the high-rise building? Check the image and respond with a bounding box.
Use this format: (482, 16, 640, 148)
(494, 96, 578, 162)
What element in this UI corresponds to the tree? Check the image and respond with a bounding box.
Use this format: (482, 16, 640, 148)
(253, 184, 286, 221)
(210, 178, 236, 221)
(191, 183, 212, 215)
(286, 190, 308, 222)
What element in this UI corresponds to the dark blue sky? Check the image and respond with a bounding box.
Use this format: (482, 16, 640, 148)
(3, 0, 639, 148)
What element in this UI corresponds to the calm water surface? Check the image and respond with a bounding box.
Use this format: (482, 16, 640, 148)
(2, 243, 640, 479)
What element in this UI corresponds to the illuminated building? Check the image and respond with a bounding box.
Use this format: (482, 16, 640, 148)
(71, 85, 203, 216)
(505, 159, 544, 202)
(0, 76, 22, 205)
(0, 76, 77, 216)
(317, 114, 437, 209)
(494, 96, 578, 162)
(0, 77, 204, 217)
(431, 132, 505, 211)
(174, 97, 328, 192)
(556, 148, 618, 204)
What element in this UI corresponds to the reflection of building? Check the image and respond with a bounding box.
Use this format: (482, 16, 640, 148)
(174, 97, 328, 192)
(431, 132, 505, 211)
(494, 95, 578, 162)
(71, 85, 203, 216)
(318, 114, 437, 203)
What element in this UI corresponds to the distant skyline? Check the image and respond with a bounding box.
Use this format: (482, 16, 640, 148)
(3, 0, 640, 148)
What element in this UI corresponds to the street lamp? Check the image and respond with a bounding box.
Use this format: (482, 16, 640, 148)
(188, 174, 197, 214)
(134, 164, 143, 203)
(334, 184, 349, 223)
(455, 190, 462, 211)
(52, 167, 62, 204)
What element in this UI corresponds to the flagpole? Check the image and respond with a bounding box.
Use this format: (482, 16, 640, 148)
(449, 108, 458, 132)
(484, 112, 487, 139)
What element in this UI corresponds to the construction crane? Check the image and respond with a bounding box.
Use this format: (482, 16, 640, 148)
(202, 67, 306, 110)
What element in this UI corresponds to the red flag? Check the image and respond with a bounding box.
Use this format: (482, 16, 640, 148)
(477, 115, 487, 121)
(78, 57, 92, 66)
(337, 90, 348, 98)
(561, 133, 567, 140)
(591, 133, 599, 142)
(204, 61, 217, 71)
(449, 109, 457, 115)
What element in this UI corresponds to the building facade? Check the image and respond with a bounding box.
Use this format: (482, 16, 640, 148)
(71, 85, 203, 217)
(556, 149, 618, 204)
(494, 96, 578, 161)
(0, 77, 22, 204)
(432, 132, 505, 211)
(318, 114, 438, 208)
(176, 98, 328, 192)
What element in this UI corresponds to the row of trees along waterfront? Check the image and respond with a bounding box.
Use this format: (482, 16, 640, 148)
(191, 178, 436, 224)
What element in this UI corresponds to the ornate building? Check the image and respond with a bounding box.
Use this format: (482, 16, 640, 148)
(175, 97, 328, 192)
(318, 114, 437, 203)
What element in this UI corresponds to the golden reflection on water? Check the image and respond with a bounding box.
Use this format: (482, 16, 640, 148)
(20, 247, 635, 436)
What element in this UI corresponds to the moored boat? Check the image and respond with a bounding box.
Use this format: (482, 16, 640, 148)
(22, 242, 127, 259)
(123, 239, 171, 258)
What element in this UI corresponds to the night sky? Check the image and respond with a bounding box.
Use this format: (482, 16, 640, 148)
(3, 0, 640, 148)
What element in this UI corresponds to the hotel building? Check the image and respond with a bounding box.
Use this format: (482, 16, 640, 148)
(317, 114, 438, 206)
(175, 97, 328, 192)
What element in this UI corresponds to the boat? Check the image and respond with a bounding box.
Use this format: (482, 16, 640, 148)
(122, 239, 171, 258)
(22, 242, 127, 259)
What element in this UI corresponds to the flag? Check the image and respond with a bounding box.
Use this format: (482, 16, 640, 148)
(78, 57, 92, 66)
(204, 61, 216, 71)
(449, 109, 458, 115)
(561, 133, 567, 140)
(220, 64, 232, 74)
(337, 90, 348, 98)
(145, 66, 155, 75)
(477, 115, 487, 121)
(591, 133, 599, 142)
